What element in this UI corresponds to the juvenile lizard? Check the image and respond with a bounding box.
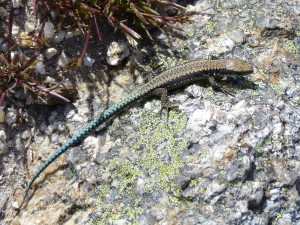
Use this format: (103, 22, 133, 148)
(20, 59, 253, 208)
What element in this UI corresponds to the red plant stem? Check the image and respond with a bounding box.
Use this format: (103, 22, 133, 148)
(22, 81, 70, 102)
(149, 0, 185, 10)
(0, 89, 8, 106)
(33, 0, 40, 13)
(79, 27, 91, 63)
(142, 13, 178, 21)
(20, 55, 38, 72)
(0, 55, 9, 65)
(93, 14, 102, 41)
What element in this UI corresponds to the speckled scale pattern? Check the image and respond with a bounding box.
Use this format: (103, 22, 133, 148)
(20, 59, 253, 208)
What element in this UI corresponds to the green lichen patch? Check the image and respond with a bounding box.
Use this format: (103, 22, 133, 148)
(91, 108, 188, 223)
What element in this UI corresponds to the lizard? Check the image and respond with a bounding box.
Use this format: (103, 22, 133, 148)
(19, 58, 253, 208)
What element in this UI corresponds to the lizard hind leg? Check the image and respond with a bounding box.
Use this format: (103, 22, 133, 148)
(152, 88, 179, 125)
(152, 88, 179, 112)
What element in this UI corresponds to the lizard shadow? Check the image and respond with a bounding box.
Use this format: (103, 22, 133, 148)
(20, 163, 69, 208)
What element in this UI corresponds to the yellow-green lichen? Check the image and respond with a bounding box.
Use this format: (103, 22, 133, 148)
(190, 178, 202, 187)
(280, 188, 288, 194)
(205, 21, 217, 34)
(274, 6, 283, 15)
(91, 108, 188, 223)
(132, 109, 187, 192)
(199, 187, 205, 194)
(284, 40, 299, 54)
(199, 149, 208, 158)
(246, 19, 255, 30)
(251, 114, 260, 130)
(269, 83, 285, 95)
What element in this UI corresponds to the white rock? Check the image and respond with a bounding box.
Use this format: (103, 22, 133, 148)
(53, 30, 66, 43)
(84, 56, 95, 67)
(186, 1, 213, 14)
(0, 42, 8, 52)
(12, 201, 19, 209)
(132, 178, 145, 195)
(21, 130, 31, 139)
(273, 122, 283, 136)
(190, 108, 213, 126)
(65, 31, 74, 39)
(45, 48, 58, 59)
(0, 130, 6, 142)
(0, 142, 8, 155)
(35, 62, 46, 74)
(25, 22, 35, 33)
(106, 41, 130, 66)
(58, 51, 69, 68)
(12, 0, 21, 8)
(227, 30, 244, 44)
(5, 110, 17, 125)
(207, 35, 235, 54)
(44, 22, 55, 39)
(12, 25, 20, 36)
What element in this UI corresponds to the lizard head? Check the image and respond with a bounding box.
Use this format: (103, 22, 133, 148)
(224, 59, 253, 75)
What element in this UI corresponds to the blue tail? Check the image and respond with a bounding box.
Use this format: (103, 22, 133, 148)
(19, 89, 142, 208)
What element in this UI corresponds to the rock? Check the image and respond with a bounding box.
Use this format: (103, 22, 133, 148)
(53, 30, 66, 43)
(83, 56, 95, 67)
(227, 30, 244, 44)
(58, 51, 69, 68)
(44, 22, 55, 39)
(106, 41, 130, 66)
(12, 0, 21, 8)
(24, 22, 35, 33)
(45, 48, 58, 59)
(35, 61, 46, 74)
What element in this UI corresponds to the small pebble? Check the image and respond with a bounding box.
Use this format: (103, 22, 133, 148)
(58, 51, 69, 68)
(0, 42, 7, 52)
(227, 30, 244, 44)
(0, 142, 8, 155)
(83, 56, 95, 67)
(35, 61, 46, 74)
(53, 30, 66, 43)
(12, 25, 20, 35)
(106, 41, 130, 66)
(0, 130, 6, 142)
(44, 22, 55, 39)
(24, 22, 35, 33)
(21, 130, 31, 139)
(65, 31, 74, 39)
(45, 48, 58, 59)
(12, 0, 21, 8)
(5, 110, 17, 126)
